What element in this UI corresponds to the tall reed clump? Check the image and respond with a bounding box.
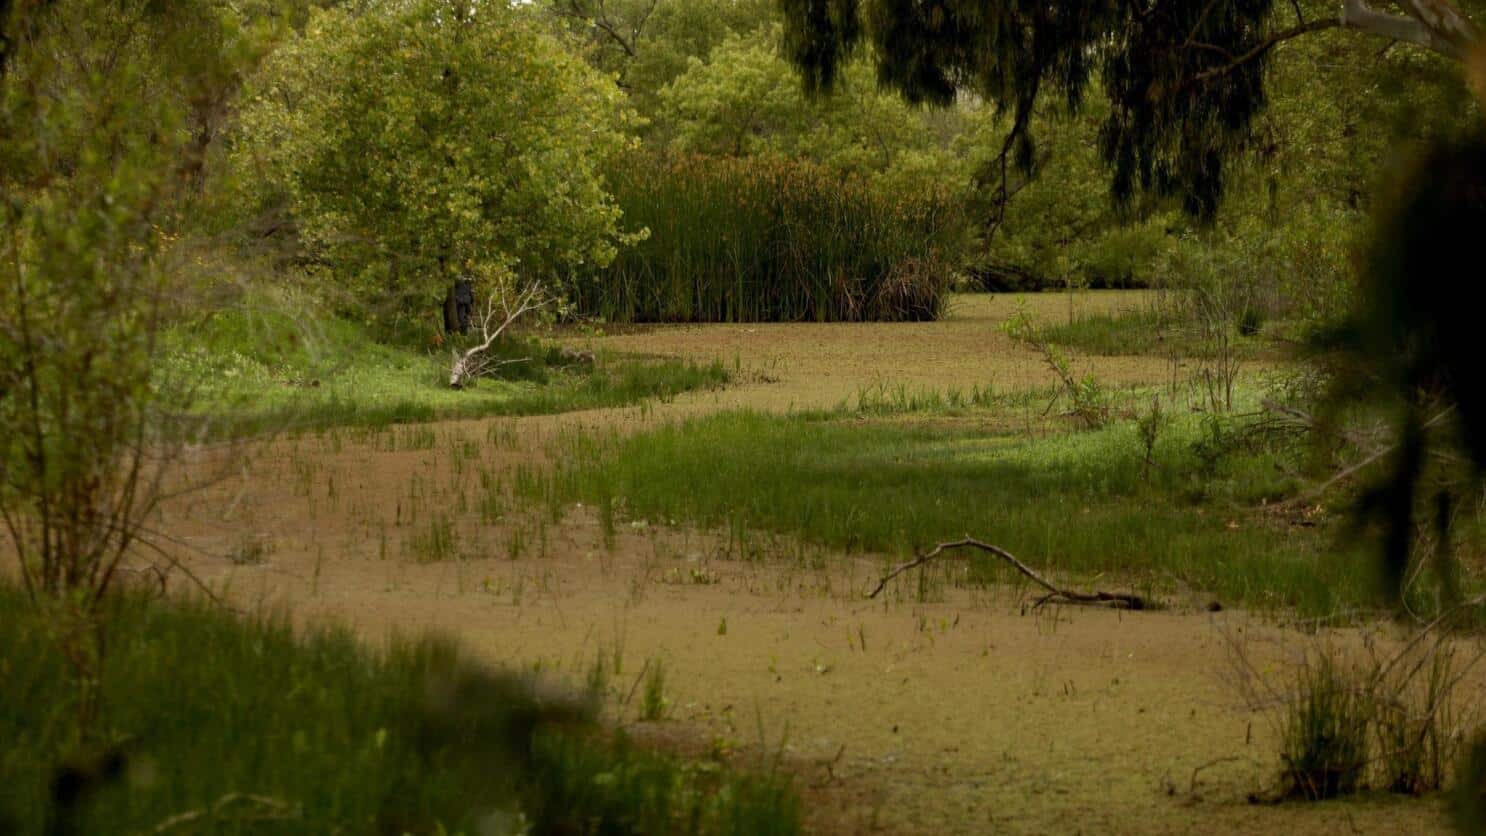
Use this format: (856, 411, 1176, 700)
(1248, 638, 1480, 803)
(572, 153, 969, 323)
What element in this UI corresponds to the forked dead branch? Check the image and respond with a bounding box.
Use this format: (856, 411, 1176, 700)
(867, 536, 1149, 609)
(448, 280, 548, 389)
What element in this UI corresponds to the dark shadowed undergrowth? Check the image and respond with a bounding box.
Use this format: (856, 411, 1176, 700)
(569, 153, 969, 323)
(0, 584, 798, 835)
(522, 407, 1389, 615)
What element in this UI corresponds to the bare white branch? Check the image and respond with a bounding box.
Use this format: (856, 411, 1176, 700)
(1341, 0, 1478, 59)
(448, 280, 548, 388)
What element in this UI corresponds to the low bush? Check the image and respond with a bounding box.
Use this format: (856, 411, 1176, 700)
(571, 153, 969, 322)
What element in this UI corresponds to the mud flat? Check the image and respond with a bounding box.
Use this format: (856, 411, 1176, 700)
(167, 291, 1456, 834)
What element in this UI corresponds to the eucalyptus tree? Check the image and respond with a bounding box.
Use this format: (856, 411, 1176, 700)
(778, 0, 1481, 219)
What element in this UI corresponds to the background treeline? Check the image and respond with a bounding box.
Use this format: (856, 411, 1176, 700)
(537, 0, 1476, 329)
(190, 0, 1476, 332)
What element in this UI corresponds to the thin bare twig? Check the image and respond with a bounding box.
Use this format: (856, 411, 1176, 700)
(866, 536, 1148, 609)
(1290, 405, 1457, 506)
(1190, 755, 1243, 794)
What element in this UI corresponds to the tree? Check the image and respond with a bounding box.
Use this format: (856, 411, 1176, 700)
(778, 0, 1482, 219)
(658, 26, 942, 177)
(660, 30, 806, 156)
(2, 0, 253, 731)
(538, 0, 776, 120)
(235, 0, 639, 320)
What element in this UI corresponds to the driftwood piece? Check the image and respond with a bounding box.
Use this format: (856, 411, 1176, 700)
(867, 536, 1148, 610)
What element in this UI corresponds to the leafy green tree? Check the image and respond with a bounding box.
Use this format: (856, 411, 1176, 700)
(236, 0, 639, 318)
(2, 0, 256, 730)
(539, 0, 776, 119)
(659, 28, 944, 180)
(659, 29, 804, 156)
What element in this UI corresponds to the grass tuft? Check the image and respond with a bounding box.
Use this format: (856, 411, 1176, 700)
(1280, 652, 1371, 800)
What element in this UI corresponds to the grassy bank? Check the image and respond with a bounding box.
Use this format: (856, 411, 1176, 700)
(522, 399, 1388, 615)
(161, 302, 727, 435)
(0, 585, 798, 835)
(1033, 309, 1178, 355)
(1029, 305, 1278, 359)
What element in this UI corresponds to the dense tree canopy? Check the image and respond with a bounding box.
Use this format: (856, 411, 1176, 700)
(539, 0, 776, 120)
(778, 0, 1482, 218)
(658, 28, 947, 181)
(236, 0, 638, 315)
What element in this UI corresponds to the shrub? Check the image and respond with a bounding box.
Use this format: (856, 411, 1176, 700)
(572, 153, 969, 322)
(1, 0, 236, 732)
(1151, 202, 1358, 337)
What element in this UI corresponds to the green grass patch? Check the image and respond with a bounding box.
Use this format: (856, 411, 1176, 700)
(527, 406, 1380, 615)
(0, 585, 798, 835)
(160, 303, 727, 435)
(1033, 308, 1271, 358)
(1034, 309, 1175, 355)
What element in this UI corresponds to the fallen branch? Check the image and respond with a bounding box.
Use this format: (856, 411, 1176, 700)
(449, 279, 547, 388)
(152, 792, 301, 833)
(866, 536, 1147, 609)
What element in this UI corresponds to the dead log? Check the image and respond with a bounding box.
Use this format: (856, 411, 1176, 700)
(867, 536, 1148, 610)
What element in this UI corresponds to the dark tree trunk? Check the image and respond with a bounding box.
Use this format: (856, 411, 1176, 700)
(443, 279, 474, 335)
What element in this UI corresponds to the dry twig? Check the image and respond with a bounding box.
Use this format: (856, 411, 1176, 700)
(1287, 405, 1457, 506)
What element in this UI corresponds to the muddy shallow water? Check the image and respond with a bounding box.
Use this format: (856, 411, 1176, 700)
(167, 292, 1458, 834)
(556, 291, 1189, 413)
